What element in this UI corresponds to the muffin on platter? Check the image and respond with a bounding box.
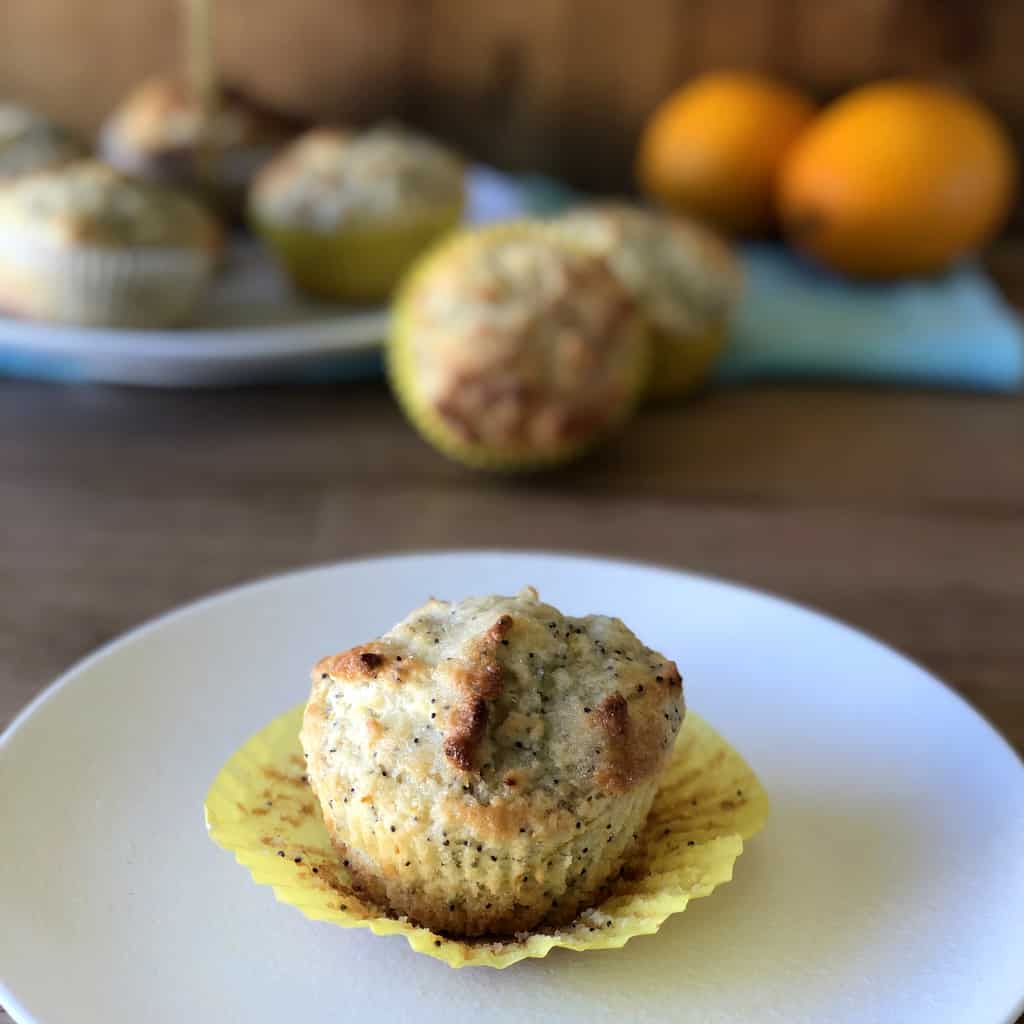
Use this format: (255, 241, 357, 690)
(0, 159, 221, 327)
(99, 75, 293, 219)
(301, 587, 686, 937)
(560, 202, 741, 399)
(249, 125, 465, 303)
(388, 221, 650, 469)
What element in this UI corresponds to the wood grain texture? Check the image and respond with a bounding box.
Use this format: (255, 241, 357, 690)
(2, 379, 1023, 748)
(1, 0, 1023, 200)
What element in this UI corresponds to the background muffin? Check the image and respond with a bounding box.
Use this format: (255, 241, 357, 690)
(388, 221, 650, 469)
(560, 203, 741, 399)
(250, 125, 465, 302)
(99, 75, 294, 219)
(0, 159, 221, 327)
(0, 103, 83, 180)
(301, 587, 685, 937)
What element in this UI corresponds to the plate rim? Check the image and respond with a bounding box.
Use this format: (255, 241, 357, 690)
(2, 547, 1023, 1024)
(0, 308, 389, 362)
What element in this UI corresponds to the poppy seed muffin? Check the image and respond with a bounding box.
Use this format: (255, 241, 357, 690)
(560, 203, 740, 399)
(99, 76, 293, 219)
(388, 222, 650, 470)
(250, 125, 464, 302)
(0, 160, 220, 326)
(301, 587, 685, 937)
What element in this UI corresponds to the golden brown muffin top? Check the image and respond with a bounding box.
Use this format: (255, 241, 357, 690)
(304, 588, 684, 845)
(250, 125, 464, 230)
(398, 224, 648, 452)
(0, 159, 221, 249)
(102, 76, 291, 154)
(560, 203, 741, 335)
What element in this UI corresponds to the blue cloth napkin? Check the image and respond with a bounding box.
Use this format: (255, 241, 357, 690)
(719, 243, 1023, 392)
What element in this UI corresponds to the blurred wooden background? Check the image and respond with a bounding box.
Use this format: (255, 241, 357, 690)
(1, 0, 1022, 196)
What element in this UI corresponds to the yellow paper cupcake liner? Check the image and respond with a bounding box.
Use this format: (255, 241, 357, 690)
(387, 221, 652, 472)
(205, 703, 768, 968)
(252, 202, 463, 304)
(645, 318, 730, 401)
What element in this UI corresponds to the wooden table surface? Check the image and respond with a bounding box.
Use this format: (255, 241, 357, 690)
(2, 371, 1023, 1021)
(5, 376, 1023, 750)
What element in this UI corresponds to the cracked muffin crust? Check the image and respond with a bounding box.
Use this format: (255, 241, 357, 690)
(559, 204, 739, 400)
(560, 202, 740, 338)
(388, 222, 650, 468)
(99, 76, 294, 218)
(301, 587, 685, 937)
(250, 125, 464, 231)
(0, 160, 220, 249)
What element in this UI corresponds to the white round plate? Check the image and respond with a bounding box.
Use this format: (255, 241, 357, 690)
(2, 552, 1022, 1024)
